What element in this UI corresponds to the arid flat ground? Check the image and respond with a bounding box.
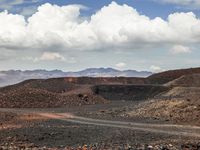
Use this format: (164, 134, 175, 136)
(0, 101, 200, 150)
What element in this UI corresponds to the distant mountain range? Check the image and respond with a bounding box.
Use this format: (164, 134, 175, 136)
(0, 68, 152, 87)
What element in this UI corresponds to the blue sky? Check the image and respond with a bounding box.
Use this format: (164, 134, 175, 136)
(3, 0, 200, 18)
(0, 0, 200, 72)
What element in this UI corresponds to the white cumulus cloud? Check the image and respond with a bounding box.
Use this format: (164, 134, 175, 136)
(115, 62, 126, 68)
(39, 52, 65, 61)
(0, 2, 200, 53)
(170, 45, 192, 54)
(150, 65, 163, 72)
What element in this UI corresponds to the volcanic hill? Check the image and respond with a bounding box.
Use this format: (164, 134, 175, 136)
(1, 67, 200, 111)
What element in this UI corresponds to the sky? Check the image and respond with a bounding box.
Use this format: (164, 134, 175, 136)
(0, 0, 200, 72)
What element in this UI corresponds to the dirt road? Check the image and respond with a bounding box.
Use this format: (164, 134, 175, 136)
(1, 107, 200, 139)
(39, 113, 200, 138)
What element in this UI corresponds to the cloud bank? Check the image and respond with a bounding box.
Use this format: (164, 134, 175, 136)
(0, 2, 200, 53)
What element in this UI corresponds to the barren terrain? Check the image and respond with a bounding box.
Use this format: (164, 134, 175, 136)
(0, 101, 200, 149)
(0, 67, 200, 149)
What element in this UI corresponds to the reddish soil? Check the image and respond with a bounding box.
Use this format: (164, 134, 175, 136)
(0, 112, 47, 130)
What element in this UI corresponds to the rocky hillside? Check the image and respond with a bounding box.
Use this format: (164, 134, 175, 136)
(127, 98, 200, 125)
(147, 67, 200, 84)
(165, 74, 200, 87)
(0, 86, 107, 108)
(0, 78, 113, 108)
(128, 68, 200, 125)
(0, 76, 164, 108)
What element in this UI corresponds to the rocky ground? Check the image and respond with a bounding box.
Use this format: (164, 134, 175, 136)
(0, 114, 199, 150)
(0, 101, 200, 150)
(126, 98, 200, 126)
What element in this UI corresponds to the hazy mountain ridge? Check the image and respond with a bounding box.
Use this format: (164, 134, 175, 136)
(0, 68, 152, 87)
